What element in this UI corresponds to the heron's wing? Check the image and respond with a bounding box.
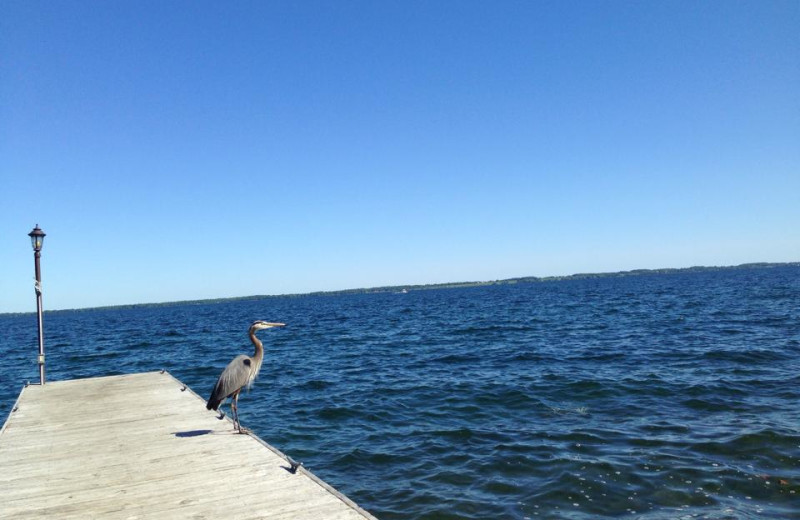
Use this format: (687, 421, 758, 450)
(211, 354, 253, 402)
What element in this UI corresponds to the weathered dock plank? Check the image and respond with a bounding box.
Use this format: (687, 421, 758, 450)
(0, 371, 377, 519)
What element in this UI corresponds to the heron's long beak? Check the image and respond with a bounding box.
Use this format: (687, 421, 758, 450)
(263, 322, 286, 328)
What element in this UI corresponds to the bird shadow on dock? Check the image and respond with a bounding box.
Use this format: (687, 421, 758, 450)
(173, 429, 213, 438)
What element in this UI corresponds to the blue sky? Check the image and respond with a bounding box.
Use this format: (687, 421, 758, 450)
(1, 1, 798, 312)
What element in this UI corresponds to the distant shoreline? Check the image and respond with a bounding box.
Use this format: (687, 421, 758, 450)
(2, 261, 797, 316)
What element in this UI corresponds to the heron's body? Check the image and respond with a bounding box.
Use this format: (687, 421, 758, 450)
(206, 320, 284, 432)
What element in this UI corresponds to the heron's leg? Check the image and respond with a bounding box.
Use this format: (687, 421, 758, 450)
(233, 392, 250, 434)
(232, 392, 240, 432)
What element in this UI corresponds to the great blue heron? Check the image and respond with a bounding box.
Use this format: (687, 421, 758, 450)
(206, 320, 285, 433)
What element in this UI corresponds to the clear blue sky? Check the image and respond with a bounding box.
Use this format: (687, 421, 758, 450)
(1, 1, 798, 312)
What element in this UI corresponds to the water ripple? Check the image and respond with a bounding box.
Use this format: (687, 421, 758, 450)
(1, 266, 799, 518)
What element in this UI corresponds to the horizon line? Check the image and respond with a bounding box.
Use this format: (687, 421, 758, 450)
(1, 261, 797, 317)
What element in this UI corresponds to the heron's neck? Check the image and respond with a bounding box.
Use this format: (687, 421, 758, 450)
(249, 329, 265, 377)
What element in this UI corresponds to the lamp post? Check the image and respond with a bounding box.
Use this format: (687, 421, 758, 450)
(28, 225, 46, 385)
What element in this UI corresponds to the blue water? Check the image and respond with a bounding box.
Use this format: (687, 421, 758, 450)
(2, 266, 799, 519)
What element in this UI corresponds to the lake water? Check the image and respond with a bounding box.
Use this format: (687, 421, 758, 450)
(1, 266, 799, 519)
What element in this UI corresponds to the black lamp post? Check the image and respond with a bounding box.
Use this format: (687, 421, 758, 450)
(28, 225, 46, 385)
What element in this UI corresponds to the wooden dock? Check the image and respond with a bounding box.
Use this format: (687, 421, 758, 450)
(0, 371, 377, 519)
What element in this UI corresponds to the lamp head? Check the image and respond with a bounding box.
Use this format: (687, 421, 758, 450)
(28, 225, 46, 252)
